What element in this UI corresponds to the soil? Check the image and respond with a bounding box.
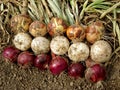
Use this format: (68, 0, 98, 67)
(0, 50, 120, 90)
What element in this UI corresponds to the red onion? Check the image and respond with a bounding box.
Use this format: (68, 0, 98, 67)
(68, 63, 86, 78)
(2, 46, 20, 62)
(34, 54, 51, 70)
(85, 64, 106, 83)
(17, 51, 35, 68)
(49, 56, 68, 75)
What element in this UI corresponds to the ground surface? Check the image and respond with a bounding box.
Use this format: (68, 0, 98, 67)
(0, 52, 120, 90)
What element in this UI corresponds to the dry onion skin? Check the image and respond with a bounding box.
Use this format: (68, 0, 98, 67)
(29, 21, 47, 37)
(31, 37, 50, 55)
(90, 40, 112, 63)
(50, 36, 70, 55)
(47, 17, 68, 37)
(13, 33, 32, 51)
(85, 21, 105, 44)
(10, 14, 32, 34)
(66, 24, 85, 42)
(68, 42, 89, 62)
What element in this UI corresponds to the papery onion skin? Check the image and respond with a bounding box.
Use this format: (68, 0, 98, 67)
(85, 64, 106, 83)
(49, 56, 68, 75)
(10, 14, 32, 34)
(68, 42, 89, 62)
(2, 46, 20, 62)
(13, 33, 32, 51)
(17, 51, 35, 68)
(91, 40, 112, 63)
(50, 36, 70, 55)
(47, 17, 68, 37)
(85, 21, 105, 44)
(34, 54, 51, 70)
(68, 63, 86, 78)
(66, 24, 85, 42)
(31, 36, 50, 55)
(29, 21, 47, 37)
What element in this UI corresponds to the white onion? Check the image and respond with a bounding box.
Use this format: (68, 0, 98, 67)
(13, 33, 32, 51)
(68, 42, 89, 62)
(50, 36, 70, 55)
(91, 40, 112, 63)
(31, 36, 50, 55)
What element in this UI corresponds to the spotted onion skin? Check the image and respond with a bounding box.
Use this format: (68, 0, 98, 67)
(10, 14, 32, 34)
(85, 64, 106, 83)
(66, 24, 85, 42)
(50, 36, 70, 55)
(29, 21, 47, 37)
(47, 17, 68, 37)
(68, 42, 89, 62)
(13, 33, 32, 51)
(85, 21, 105, 44)
(90, 40, 112, 63)
(31, 37, 50, 55)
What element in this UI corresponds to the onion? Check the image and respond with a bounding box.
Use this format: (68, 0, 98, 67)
(47, 17, 68, 37)
(66, 24, 85, 42)
(17, 51, 35, 68)
(68, 42, 89, 62)
(2, 46, 20, 62)
(31, 36, 50, 55)
(50, 36, 70, 55)
(85, 64, 106, 83)
(34, 54, 51, 70)
(10, 14, 32, 34)
(13, 33, 32, 51)
(90, 40, 112, 63)
(85, 21, 105, 44)
(68, 63, 86, 78)
(49, 56, 68, 75)
(29, 21, 47, 37)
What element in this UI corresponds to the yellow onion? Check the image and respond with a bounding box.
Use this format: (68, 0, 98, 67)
(10, 14, 32, 34)
(66, 24, 85, 42)
(13, 33, 32, 51)
(29, 21, 47, 37)
(47, 17, 68, 37)
(85, 21, 105, 44)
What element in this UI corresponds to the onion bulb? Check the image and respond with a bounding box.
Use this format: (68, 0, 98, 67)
(85, 64, 106, 83)
(17, 51, 35, 68)
(90, 40, 112, 63)
(34, 54, 51, 70)
(68, 63, 86, 78)
(29, 21, 47, 37)
(68, 42, 89, 62)
(66, 24, 85, 42)
(47, 17, 68, 37)
(13, 33, 32, 51)
(50, 36, 70, 55)
(10, 14, 32, 34)
(85, 21, 105, 44)
(31, 36, 50, 55)
(2, 46, 20, 62)
(49, 56, 68, 75)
